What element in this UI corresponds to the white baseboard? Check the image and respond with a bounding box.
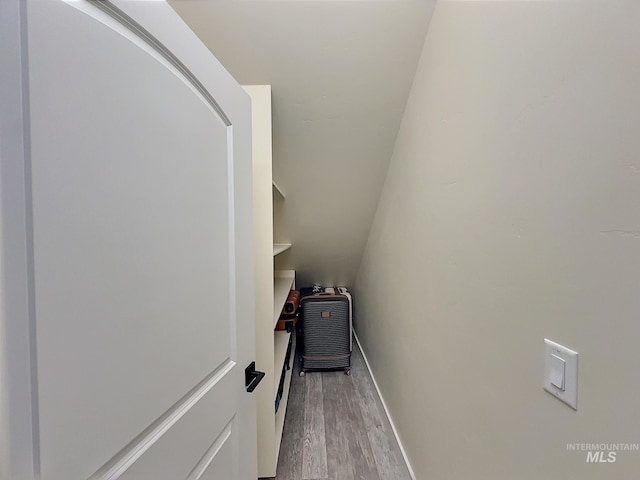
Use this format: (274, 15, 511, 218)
(353, 332, 417, 480)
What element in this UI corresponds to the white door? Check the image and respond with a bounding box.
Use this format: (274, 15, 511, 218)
(1, 1, 256, 479)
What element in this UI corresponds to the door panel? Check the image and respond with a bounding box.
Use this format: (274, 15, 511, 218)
(113, 376, 237, 479)
(190, 436, 235, 480)
(20, 1, 255, 478)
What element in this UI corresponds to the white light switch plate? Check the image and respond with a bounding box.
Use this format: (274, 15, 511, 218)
(544, 339, 578, 410)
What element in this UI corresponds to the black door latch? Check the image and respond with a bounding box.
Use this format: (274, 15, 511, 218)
(245, 361, 265, 393)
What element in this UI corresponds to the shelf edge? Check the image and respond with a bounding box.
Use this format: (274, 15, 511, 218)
(273, 243, 292, 256)
(272, 180, 286, 199)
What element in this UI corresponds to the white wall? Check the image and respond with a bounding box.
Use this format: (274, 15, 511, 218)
(0, 2, 37, 478)
(243, 85, 277, 477)
(169, 0, 436, 288)
(355, 1, 640, 479)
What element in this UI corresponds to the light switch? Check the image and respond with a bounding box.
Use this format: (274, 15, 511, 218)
(549, 354, 565, 390)
(544, 339, 578, 410)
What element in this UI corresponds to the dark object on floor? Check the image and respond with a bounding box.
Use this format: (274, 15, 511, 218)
(299, 291, 352, 376)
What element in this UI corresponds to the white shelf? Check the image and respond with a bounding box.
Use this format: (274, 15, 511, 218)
(273, 270, 295, 328)
(274, 332, 295, 465)
(272, 180, 286, 199)
(248, 85, 295, 478)
(274, 331, 292, 391)
(273, 243, 291, 256)
(274, 365, 293, 455)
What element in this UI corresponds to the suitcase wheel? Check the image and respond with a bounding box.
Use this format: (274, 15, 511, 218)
(344, 367, 351, 376)
(299, 370, 306, 377)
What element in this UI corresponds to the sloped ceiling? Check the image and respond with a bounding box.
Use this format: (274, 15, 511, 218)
(169, 0, 436, 288)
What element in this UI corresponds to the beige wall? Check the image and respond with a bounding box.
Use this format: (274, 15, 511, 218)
(169, 0, 436, 289)
(354, 1, 640, 479)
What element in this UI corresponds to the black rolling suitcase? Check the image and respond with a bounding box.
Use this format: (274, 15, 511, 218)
(299, 291, 352, 376)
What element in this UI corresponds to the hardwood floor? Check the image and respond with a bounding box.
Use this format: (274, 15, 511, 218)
(270, 340, 412, 480)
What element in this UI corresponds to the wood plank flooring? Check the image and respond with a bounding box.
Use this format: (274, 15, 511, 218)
(269, 340, 412, 480)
